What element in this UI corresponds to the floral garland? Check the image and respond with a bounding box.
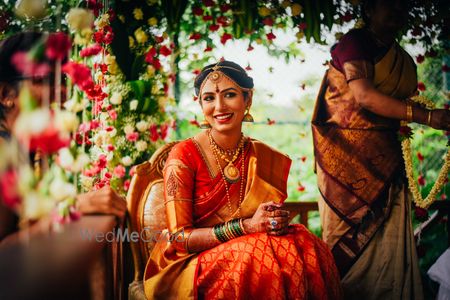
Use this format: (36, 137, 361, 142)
(401, 95, 449, 208)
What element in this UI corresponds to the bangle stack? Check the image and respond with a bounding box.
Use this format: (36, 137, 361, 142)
(406, 103, 413, 123)
(213, 218, 246, 243)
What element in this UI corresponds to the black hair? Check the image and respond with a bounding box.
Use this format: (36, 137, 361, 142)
(0, 32, 43, 130)
(194, 60, 254, 100)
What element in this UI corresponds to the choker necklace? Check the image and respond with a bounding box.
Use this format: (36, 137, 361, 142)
(208, 130, 244, 184)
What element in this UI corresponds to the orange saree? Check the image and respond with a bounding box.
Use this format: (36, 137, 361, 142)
(143, 138, 341, 299)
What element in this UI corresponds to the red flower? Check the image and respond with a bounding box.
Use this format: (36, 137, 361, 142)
(126, 132, 139, 142)
(247, 45, 254, 51)
(267, 118, 276, 125)
(298, 23, 307, 30)
(124, 179, 131, 191)
(297, 182, 305, 192)
(417, 174, 426, 186)
(190, 119, 200, 127)
(109, 109, 117, 120)
(192, 69, 201, 75)
(442, 64, 450, 72)
(46, 32, 71, 60)
(262, 17, 274, 26)
(159, 45, 172, 56)
(0, 169, 21, 210)
(266, 32, 276, 41)
(202, 0, 214, 7)
(80, 44, 103, 58)
(189, 33, 202, 40)
(96, 154, 107, 169)
(93, 31, 104, 43)
(108, 8, 116, 21)
(398, 125, 413, 140)
(106, 144, 115, 151)
(62, 61, 94, 93)
(220, 33, 233, 45)
(129, 166, 137, 177)
(86, 85, 108, 102)
(414, 206, 429, 221)
(28, 127, 70, 154)
(204, 46, 213, 52)
(192, 6, 204, 16)
(87, 0, 103, 17)
(145, 47, 157, 63)
(217, 16, 229, 26)
(220, 4, 231, 12)
(209, 24, 220, 32)
(154, 35, 165, 43)
(203, 15, 213, 21)
(417, 82, 426, 91)
(416, 55, 424, 64)
(341, 12, 353, 22)
(417, 152, 424, 162)
(152, 58, 162, 70)
(149, 124, 159, 142)
(300, 156, 307, 162)
(245, 64, 252, 71)
(160, 124, 169, 140)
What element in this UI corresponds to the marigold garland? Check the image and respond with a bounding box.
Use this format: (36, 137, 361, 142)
(402, 95, 449, 208)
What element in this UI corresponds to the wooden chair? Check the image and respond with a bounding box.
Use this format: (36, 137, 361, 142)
(126, 141, 178, 300)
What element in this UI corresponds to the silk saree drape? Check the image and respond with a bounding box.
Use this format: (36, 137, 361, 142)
(143, 138, 341, 299)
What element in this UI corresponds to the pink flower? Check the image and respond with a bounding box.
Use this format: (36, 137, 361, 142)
(80, 44, 103, 58)
(129, 166, 137, 177)
(108, 109, 117, 120)
(96, 154, 107, 169)
(11, 52, 51, 78)
(113, 165, 126, 178)
(124, 179, 131, 191)
(126, 132, 139, 142)
(160, 124, 169, 140)
(62, 61, 94, 92)
(0, 169, 21, 210)
(45, 32, 71, 60)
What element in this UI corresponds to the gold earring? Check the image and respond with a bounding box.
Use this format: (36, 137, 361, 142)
(199, 118, 212, 129)
(4, 100, 14, 108)
(243, 108, 254, 123)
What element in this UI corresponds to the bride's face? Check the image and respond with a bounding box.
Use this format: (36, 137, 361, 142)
(200, 73, 251, 134)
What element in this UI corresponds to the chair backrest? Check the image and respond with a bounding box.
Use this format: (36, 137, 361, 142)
(126, 141, 178, 281)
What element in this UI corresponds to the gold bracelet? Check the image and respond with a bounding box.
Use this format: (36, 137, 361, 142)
(427, 110, 432, 126)
(239, 218, 248, 235)
(406, 104, 413, 123)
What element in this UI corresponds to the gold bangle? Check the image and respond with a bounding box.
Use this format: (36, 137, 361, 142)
(239, 218, 248, 235)
(427, 110, 432, 126)
(406, 104, 413, 123)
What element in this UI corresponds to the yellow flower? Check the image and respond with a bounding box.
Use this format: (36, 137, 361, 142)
(335, 32, 344, 40)
(66, 8, 95, 32)
(258, 7, 271, 17)
(129, 36, 135, 48)
(134, 27, 148, 44)
(281, 0, 291, 9)
(133, 8, 143, 20)
(118, 14, 125, 23)
(255, 38, 263, 45)
(148, 17, 158, 26)
(291, 3, 302, 16)
(146, 65, 155, 76)
(95, 13, 110, 28)
(296, 31, 304, 40)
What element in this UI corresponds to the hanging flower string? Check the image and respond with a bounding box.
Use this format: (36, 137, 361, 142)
(401, 95, 449, 208)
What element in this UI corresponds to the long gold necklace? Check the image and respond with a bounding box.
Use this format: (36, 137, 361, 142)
(208, 130, 246, 218)
(208, 130, 244, 183)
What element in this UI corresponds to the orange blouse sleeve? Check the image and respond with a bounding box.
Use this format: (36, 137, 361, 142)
(163, 142, 195, 252)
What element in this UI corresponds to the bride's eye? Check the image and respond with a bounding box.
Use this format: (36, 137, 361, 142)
(203, 95, 214, 102)
(224, 92, 237, 98)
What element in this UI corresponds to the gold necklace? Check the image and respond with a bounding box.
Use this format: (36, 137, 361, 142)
(208, 131, 246, 218)
(208, 130, 244, 183)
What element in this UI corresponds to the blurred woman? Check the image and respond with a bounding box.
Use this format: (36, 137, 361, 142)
(312, 0, 449, 299)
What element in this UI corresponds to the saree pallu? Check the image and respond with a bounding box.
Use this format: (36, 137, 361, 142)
(144, 139, 341, 299)
(312, 41, 423, 299)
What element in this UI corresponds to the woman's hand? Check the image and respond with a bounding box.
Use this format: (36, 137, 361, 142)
(243, 201, 290, 235)
(76, 186, 127, 218)
(430, 109, 450, 131)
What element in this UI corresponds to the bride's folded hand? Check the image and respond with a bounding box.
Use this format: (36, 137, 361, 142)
(243, 201, 290, 235)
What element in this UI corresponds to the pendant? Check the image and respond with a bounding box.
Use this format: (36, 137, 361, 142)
(224, 162, 240, 183)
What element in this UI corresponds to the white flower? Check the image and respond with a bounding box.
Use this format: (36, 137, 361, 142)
(130, 100, 139, 111)
(121, 156, 133, 166)
(136, 140, 148, 152)
(15, 0, 47, 20)
(124, 124, 135, 135)
(110, 92, 123, 105)
(106, 152, 114, 161)
(55, 111, 79, 133)
(136, 120, 149, 132)
(73, 153, 90, 173)
(49, 178, 77, 202)
(80, 175, 94, 190)
(58, 148, 74, 170)
(14, 108, 50, 137)
(66, 8, 95, 32)
(23, 192, 51, 220)
(108, 128, 117, 137)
